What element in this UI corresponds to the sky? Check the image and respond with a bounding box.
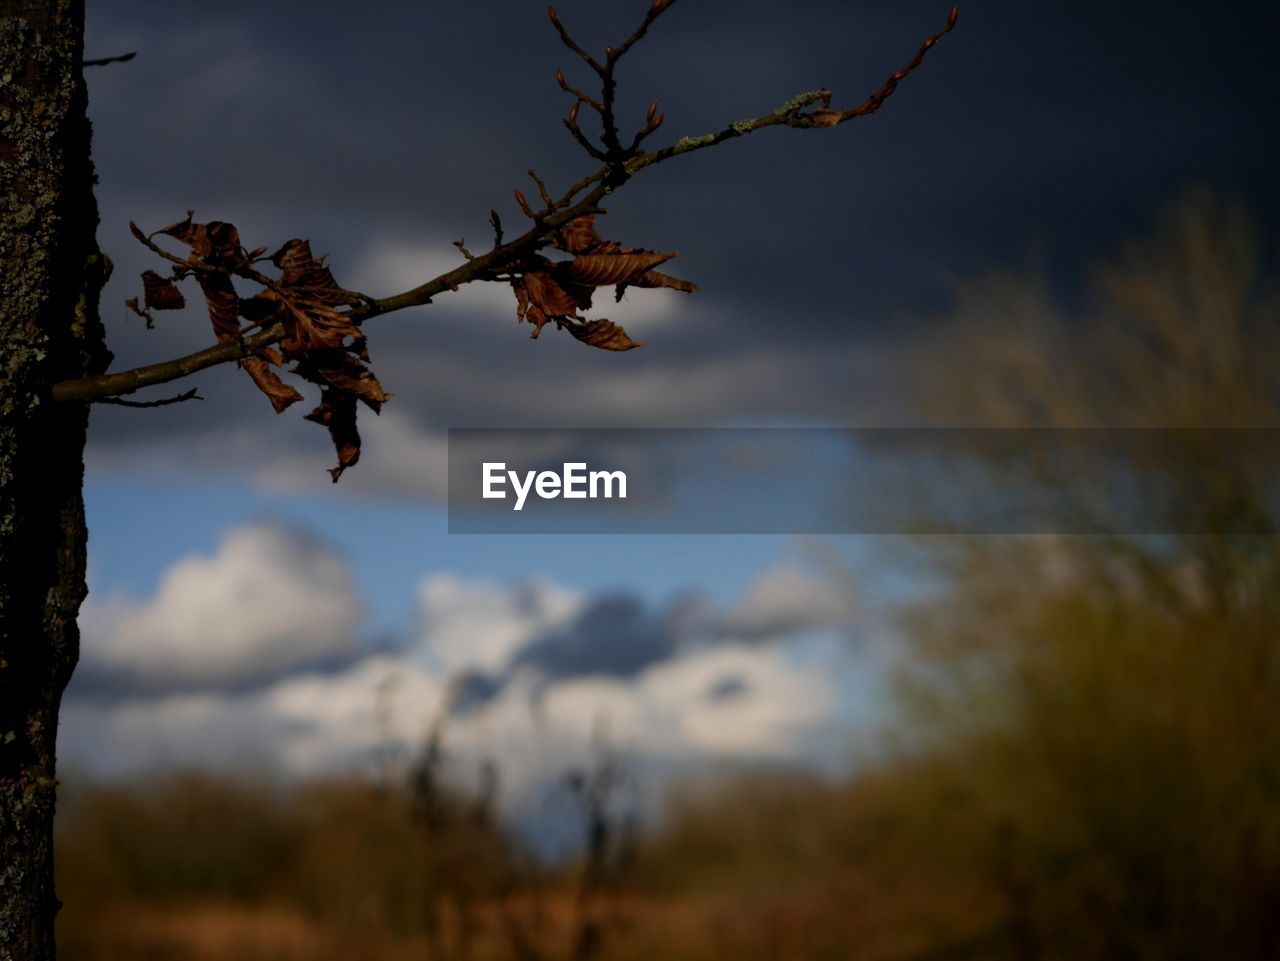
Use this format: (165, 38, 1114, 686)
(68, 0, 1280, 826)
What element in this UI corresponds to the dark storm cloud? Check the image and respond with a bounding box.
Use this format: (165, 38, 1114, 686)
(83, 1, 1280, 476)
(445, 567, 858, 714)
(443, 593, 694, 713)
(511, 595, 688, 680)
(704, 674, 749, 703)
(448, 671, 509, 717)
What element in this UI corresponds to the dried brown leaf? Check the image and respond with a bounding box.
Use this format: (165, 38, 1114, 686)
(553, 215, 603, 254)
(561, 250, 675, 287)
(270, 239, 361, 306)
(243, 353, 304, 414)
(157, 214, 247, 269)
(563, 318, 644, 351)
(510, 222, 694, 347)
(616, 269, 699, 300)
(157, 210, 195, 235)
(196, 273, 241, 342)
(141, 270, 185, 311)
(305, 390, 362, 482)
(258, 289, 359, 357)
(238, 294, 280, 324)
(124, 296, 154, 329)
(512, 260, 595, 336)
(158, 212, 211, 260)
(204, 221, 247, 268)
(524, 268, 593, 315)
(296, 352, 391, 412)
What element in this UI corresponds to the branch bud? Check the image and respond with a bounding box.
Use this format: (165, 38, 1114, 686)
(513, 189, 534, 217)
(569, 100, 581, 124)
(646, 100, 659, 126)
(547, 5, 559, 23)
(556, 67, 568, 90)
(947, 6, 959, 28)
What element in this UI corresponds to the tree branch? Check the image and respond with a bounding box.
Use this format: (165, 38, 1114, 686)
(51, 4, 957, 405)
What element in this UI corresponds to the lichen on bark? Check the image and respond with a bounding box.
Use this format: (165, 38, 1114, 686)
(0, 3, 109, 958)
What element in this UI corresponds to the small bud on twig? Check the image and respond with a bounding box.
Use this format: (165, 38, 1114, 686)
(513, 189, 534, 217)
(547, 5, 558, 23)
(556, 67, 568, 90)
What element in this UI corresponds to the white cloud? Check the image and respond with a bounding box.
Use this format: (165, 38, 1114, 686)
(80, 523, 362, 692)
(69, 638, 837, 810)
(263, 654, 448, 774)
(66, 563, 849, 812)
(415, 574, 581, 675)
(723, 563, 858, 640)
(643, 644, 836, 756)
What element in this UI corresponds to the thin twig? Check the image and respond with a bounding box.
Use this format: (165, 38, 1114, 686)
(84, 51, 136, 67)
(547, 6, 604, 76)
(607, 0, 677, 63)
(555, 67, 604, 111)
(805, 6, 958, 126)
(130, 224, 276, 289)
(528, 170, 554, 208)
(97, 388, 203, 408)
(564, 102, 608, 161)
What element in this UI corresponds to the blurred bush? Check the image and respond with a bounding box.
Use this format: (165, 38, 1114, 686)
(642, 190, 1280, 960)
(889, 188, 1280, 959)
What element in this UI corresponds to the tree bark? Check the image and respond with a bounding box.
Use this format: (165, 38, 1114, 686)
(0, 2, 108, 958)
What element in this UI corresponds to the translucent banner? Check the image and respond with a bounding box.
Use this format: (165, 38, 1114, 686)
(447, 428, 1280, 535)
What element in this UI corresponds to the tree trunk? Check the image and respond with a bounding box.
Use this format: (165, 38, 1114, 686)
(0, 2, 108, 958)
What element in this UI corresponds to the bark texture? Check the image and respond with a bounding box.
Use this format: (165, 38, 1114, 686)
(0, 2, 109, 958)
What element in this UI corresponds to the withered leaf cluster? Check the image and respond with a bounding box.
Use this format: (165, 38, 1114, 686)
(509, 214, 696, 351)
(128, 213, 386, 481)
(125, 211, 697, 480)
